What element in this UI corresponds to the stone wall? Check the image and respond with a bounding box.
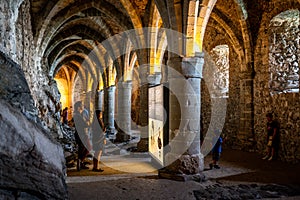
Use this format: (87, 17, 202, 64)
(202, 24, 241, 150)
(269, 9, 299, 94)
(0, 0, 22, 62)
(0, 0, 62, 138)
(254, 79, 300, 163)
(0, 0, 34, 77)
(254, 74, 300, 163)
(201, 1, 300, 163)
(254, 2, 300, 163)
(0, 100, 68, 200)
(0, 51, 68, 199)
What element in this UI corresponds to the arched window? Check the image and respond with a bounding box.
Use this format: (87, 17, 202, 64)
(269, 9, 299, 94)
(211, 45, 229, 98)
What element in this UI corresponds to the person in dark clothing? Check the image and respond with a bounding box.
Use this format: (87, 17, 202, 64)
(73, 101, 91, 171)
(91, 110, 106, 172)
(262, 113, 279, 161)
(62, 107, 68, 124)
(209, 136, 223, 169)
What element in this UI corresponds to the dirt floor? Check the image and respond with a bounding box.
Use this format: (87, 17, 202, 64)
(67, 148, 300, 200)
(213, 149, 300, 185)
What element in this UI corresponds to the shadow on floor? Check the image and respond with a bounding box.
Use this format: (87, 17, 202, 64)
(208, 149, 300, 185)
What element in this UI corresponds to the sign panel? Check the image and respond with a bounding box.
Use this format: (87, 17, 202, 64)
(148, 85, 164, 166)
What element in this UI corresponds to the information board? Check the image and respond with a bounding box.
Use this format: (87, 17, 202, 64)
(148, 85, 164, 166)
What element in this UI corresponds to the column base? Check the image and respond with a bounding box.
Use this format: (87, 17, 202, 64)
(164, 153, 204, 173)
(158, 153, 205, 180)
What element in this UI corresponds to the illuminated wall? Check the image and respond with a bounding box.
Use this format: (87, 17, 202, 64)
(148, 85, 164, 165)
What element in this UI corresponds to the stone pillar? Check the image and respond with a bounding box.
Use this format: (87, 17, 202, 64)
(95, 89, 104, 111)
(105, 85, 116, 140)
(116, 81, 132, 142)
(136, 66, 149, 151)
(159, 54, 205, 181)
(239, 71, 255, 150)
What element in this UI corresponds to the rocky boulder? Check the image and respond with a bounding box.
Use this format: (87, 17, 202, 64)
(0, 100, 68, 199)
(0, 52, 68, 199)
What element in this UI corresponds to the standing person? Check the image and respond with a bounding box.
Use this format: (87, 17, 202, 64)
(73, 101, 91, 171)
(62, 107, 68, 125)
(91, 110, 106, 172)
(262, 113, 279, 161)
(82, 106, 91, 139)
(209, 136, 223, 169)
(82, 106, 90, 123)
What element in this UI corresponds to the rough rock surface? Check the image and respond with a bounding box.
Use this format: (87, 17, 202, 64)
(0, 51, 39, 124)
(0, 51, 68, 199)
(0, 100, 68, 199)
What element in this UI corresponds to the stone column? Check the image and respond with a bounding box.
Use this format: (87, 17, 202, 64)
(159, 54, 205, 181)
(105, 85, 116, 140)
(136, 66, 149, 151)
(95, 89, 104, 111)
(116, 81, 132, 142)
(239, 71, 255, 149)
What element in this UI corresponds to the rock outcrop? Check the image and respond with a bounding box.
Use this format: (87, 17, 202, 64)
(0, 100, 68, 199)
(0, 52, 68, 199)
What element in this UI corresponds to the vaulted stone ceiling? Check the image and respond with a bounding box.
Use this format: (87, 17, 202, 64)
(28, 0, 266, 79)
(29, 0, 149, 78)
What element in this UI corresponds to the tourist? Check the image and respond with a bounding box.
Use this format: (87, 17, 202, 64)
(262, 113, 279, 161)
(82, 105, 91, 139)
(91, 110, 106, 172)
(62, 107, 68, 125)
(209, 135, 223, 169)
(73, 101, 91, 171)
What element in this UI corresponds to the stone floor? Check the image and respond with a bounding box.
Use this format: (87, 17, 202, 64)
(67, 146, 300, 200)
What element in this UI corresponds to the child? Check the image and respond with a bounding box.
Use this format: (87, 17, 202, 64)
(209, 136, 223, 169)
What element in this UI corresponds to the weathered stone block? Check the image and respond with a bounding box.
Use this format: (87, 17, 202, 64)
(0, 100, 68, 199)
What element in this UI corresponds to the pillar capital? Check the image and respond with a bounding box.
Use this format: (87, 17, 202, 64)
(167, 54, 204, 79)
(148, 72, 162, 87)
(181, 54, 204, 79)
(120, 80, 132, 89)
(106, 85, 116, 92)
